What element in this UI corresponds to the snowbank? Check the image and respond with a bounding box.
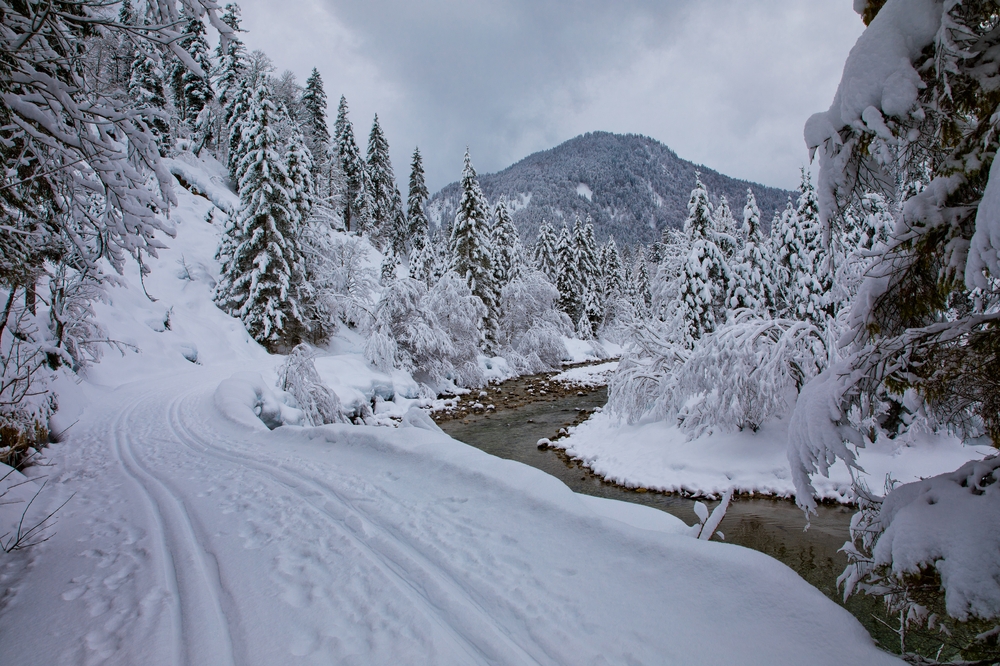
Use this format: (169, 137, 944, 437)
(556, 410, 994, 503)
(551, 360, 619, 387)
(214, 372, 303, 430)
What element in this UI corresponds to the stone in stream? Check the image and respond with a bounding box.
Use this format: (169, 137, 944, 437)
(537, 438, 551, 450)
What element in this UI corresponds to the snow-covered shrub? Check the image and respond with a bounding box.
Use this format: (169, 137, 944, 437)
(0, 294, 52, 468)
(838, 457, 1000, 661)
(299, 230, 379, 337)
(365, 273, 486, 391)
(214, 372, 304, 430)
(276, 344, 346, 426)
(609, 311, 826, 434)
(498, 270, 571, 374)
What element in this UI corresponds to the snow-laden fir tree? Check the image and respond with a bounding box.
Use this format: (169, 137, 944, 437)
(632, 258, 652, 317)
(556, 224, 583, 324)
(450, 151, 500, 351)
(533, 221, 559, 282)
(300, 69, 330, 152)
(215, 75, 307, 350)
(406, 148, 432, 282)
(770, 199, 796, 314)
(177, 13, 214, 123)
(365, 115, 401, 249)
(128, 36, 170, 154)
(334, 96, 368, 232)
(788, 170, 828, 326)
(214, 3, 247, 114)
(492, 197, 523, 288)
(676, 175, 731, 346)
(726, 188, 775, 315)
(600, 237, 625, 324)
(712, 195, 739, 257)
(575, 216, 601, 294)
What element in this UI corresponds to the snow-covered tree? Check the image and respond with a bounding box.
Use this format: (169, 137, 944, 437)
(407, 147, 430, 253)
(533, 222, 559, 282)
(632, 258, 652, 317)
(791, 169, 829, 326)
(334, 96, 368, 232)
(676, 176, 731, 346)
(555, 225, 583, 324)
(365, 115, 402, 250)
(214, 3, 247, 112)
(498, 270, 571, 373)
(727, 189, 775, 315)
(450, 151, 500, 351)
(215, 75, 306, 350)
(712, 195, 739, 257)
(492, 197, 523, 288)
(300, 69, 330, 152)
(129, 37, 170, 153)
(176, 12, 215, 122)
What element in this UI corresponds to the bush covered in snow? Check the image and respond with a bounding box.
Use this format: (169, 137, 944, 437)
(276, 344, 347, 426)
(498, 270, 572, 374)
(365, 273, 486, 391)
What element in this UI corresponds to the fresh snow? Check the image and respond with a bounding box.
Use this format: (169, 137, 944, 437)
(550, 361, 619, 387)
(575, 182, 593, 201)
(556, 410, 994, 502)
(0, 152, 906, 664)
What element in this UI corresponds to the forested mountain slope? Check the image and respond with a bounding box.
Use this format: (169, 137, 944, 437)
(427, 132, 793, 244)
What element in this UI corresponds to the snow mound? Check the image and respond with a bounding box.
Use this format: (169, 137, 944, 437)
(874, 456, 1000, 621)
(551, 361, 619, 387)
(214, 372, 303, 431)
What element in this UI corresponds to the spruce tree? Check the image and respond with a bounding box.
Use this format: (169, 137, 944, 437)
(128, 36, 170, 154)
(407, 147, 430, 253)
(492, 197, 522, 287)
(215, 76, 306, 350)
(215, 3, 247, 114)
(601, 238, 625, 300)
(794, 169, 830, 323)
(178, 14, 214, 123)
(533, 221, 559, 282)
(727, 188, 776, 315)
(334, 96, 367, 232)
(575, 216, 601, 294)
(676, 175, 731, 346)
(365, 114, 400, 248)
(300, 69, 330, 149)
(771, 199, 797, 315)
(712, 194, 739, 257)
(450, 151, 500, 351)
(633, 259, 652, 317)
(556, 225, 583, 324)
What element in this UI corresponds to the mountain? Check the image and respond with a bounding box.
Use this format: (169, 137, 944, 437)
(427, 131, 794, 247)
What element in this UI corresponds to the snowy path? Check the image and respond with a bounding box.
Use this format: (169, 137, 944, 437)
(0, 369, 901, 665)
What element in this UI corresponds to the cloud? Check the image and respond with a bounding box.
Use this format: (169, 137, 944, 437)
(236, 0, 864, 192)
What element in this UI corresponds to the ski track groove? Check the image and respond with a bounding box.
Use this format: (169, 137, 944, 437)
(163, 387, 549, 666)
(111, 388, 237, 666)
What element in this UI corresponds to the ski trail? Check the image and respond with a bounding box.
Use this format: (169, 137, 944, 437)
(165, 389, 544, 666)
(112, 389, 236, 666)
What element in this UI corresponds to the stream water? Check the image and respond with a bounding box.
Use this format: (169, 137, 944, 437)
(436, 372, 906, 654)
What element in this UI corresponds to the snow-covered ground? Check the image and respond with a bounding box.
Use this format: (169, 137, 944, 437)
(550, 360, 619, 387)
(555, 410, 994, 502)
(0, 153, 906, 664)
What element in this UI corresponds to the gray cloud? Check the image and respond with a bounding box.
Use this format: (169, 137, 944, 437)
(238, 0, 863, 192)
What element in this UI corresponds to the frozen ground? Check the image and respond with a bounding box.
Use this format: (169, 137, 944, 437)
(555, 410, 994, 502)
(0, 152, 905, 664)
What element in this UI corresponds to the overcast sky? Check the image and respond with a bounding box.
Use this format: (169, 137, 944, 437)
(235, 0, 864, 193)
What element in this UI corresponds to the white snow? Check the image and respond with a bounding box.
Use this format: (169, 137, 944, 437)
(550, 360, 619, 387)
(576, 182, 593, 201)
(555, 409, 994, 503)
(0, 151, 908, 665)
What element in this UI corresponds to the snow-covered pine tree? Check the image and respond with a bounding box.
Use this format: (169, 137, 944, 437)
(450, 151, 500, 351)
(334, 97, 367, 232)
(407, 147, 430, 245)
(129, 35, 170, 154)
(533, 221, 559, 282)
(300, 69, 330, 151)
(712, 195, 739, 257)
(556, 224, 583, 324)
(770, 199, 796, 315)
(784, 170, 828, 326)
(726, 188, 776, 315)
(676, 175, 731, 346)
(215, 75, 306, 350)
(214, 3, 247, 113)
(576, 216, 601, 293)
(599, 237, 625, 325)
(178, 13, 214, 123)
(492, 197, 522, 288)
(365, 115, 401, 249)
(632, 258, 651, 317)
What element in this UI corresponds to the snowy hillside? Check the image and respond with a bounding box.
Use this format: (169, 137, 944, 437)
(0, 153, 903, 665)
(427, 132, 793, 245)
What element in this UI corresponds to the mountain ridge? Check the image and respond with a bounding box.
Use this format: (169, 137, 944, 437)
(427, 131, 794, 247)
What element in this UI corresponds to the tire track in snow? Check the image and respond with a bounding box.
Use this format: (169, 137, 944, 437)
(111, 388, 237, 666)
(165, 389, 549, 666)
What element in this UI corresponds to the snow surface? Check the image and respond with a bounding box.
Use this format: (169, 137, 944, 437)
(0, 152, 906, 664)
(575, 182, 593, 201)
(550, 361, 619, 387)
(556, 410, 994, 502)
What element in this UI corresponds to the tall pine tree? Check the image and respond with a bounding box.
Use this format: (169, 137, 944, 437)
(727, 188, 776, 315)
(533, 221, 559, 282)
(556, 224, 583, 324)
(215, 76, 306, 350)
(492, 197, 522, 288)
(177, 13, 214, 122)
(677, 175, 730, 346)
(334, 96, 367, 232)
(450, 151, 500, 351)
